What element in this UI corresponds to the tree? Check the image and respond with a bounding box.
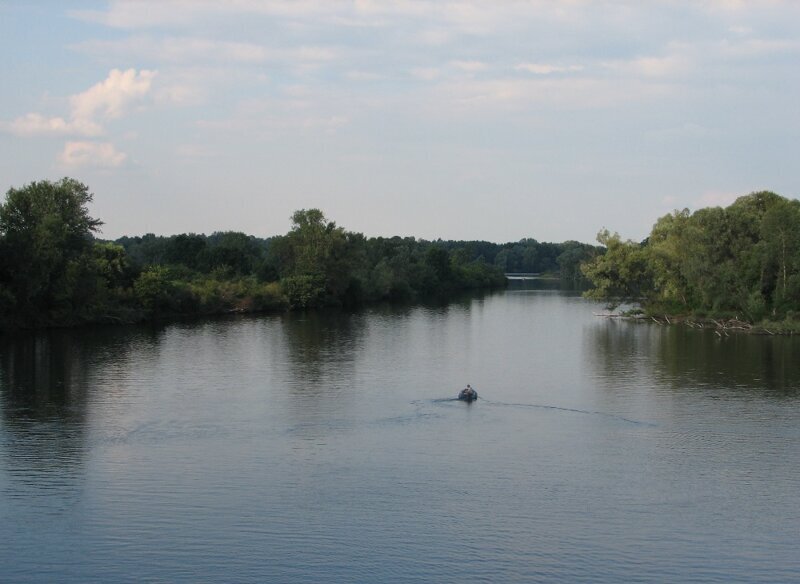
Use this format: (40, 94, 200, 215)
(425, 246, 452, 281)
(647, 209, 695, 308)
(583, 191, 800, 323)
(0, 178, 102, 327)
(581, 229, 653, 306)
(760, 198, 800, 313)
(133, 266, 175, 314)
(165, 233, 206, 269)
(277, 209, 366, 306)
(494, 248, 510, 272)
(199, 231, 263, 275)
(556, 241, 598, 282)
(286, 209, 339, 276)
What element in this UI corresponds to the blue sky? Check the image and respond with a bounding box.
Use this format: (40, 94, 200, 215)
(1, 1, 798, 243)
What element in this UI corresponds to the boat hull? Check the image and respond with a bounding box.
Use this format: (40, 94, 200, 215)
(457, 389, 478, 402)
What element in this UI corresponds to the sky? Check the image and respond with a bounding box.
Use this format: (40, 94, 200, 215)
(1, 1, 799, 244)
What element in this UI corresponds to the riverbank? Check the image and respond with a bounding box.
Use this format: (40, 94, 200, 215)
(598, 310, 800, 335)
(5, 179, 601, 334)
(0, 277, 509, 335)
(580, 191, 800, 337)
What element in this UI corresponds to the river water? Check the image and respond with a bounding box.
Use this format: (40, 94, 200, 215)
(1, 282, 799, 583)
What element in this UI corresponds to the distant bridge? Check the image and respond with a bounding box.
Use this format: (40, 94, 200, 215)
(504, 273, 541, 280)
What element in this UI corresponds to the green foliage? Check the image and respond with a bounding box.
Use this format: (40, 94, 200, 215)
(280, 275, 326, 309)
(1, 180, 511, 330)
(581, 230, 653, 304)
(583, 191, 800, 323)
(0, 178, 103, 327)
(556, 241, 598, 283)
(134, 266, 177, 314)
(93, 242, 133, 291)
(425, 246, 451, 279)
(458, 259, 508, 289)
(276, 209, 369, 305)
(198, 231, 264, 275)
(165, 233, 206, 269)
(251, 282, 287, 312)
(190, 277, 287, 313)
(117, 231, 270, 276)
(759, 197, 800, 314)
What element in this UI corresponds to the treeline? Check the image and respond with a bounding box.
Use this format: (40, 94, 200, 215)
(582, 191, 800, 326)
(115, 209, 510, 316)
(117, 232, 597, 285)
(431, 238, 597, 281)
(0, 178, 595, 331)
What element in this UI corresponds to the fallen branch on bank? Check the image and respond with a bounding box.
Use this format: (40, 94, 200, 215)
(592, 312, 793, 334)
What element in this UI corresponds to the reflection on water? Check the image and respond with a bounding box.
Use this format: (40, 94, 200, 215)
(1, 331, 90, 507)
(651, 326, 800, 394)
(587, 319, 800, 394)
(0, 326, 166, 510)
(280, 310, 365, 390)
(1, 289, 799, 583)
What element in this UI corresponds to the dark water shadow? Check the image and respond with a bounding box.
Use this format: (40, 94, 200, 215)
(586, 319, 800, 396)
(0, 325, 164, 505)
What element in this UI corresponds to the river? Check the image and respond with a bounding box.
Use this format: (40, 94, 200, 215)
(1, 281, 799, 582)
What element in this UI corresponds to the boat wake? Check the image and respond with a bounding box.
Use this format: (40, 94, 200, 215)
(478, 399, 656, 426)
(413, 397, 653, 426)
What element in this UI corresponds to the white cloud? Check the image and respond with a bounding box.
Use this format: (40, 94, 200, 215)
(411, 67, 441, 81)
(432, 76, 672, 111)
(71, 0, 800, 51)
(515, 63, 583, 75)
(196, 96, 351, 136)
(728, 25, 752, 35)
(705, 0, 749, 12)
(148, 66, 268, 107)
(160, 38, 268, 63)
(415, 28, 454, 46)
(722, 38, 800, 56)
(58, 141, 127, 169)
(451, 60, 488, 72)
(38, 0, 800, 242)
(603, 54, 688, 78)
(71, 0, 524, 33)
(5, 68, 156, 139)
(301, 115, 349, 133)
(73, 36, 338, 67)
(154, 82, 203, 106)
(346, 70, 385, 80)
(71, 68, 156, 121)
(71, 0, 342, 28)
(6, 113, 103, 137)
(176, 143, 219, 159)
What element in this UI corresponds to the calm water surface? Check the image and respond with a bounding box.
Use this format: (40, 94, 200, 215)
(1, 282, 799, 582)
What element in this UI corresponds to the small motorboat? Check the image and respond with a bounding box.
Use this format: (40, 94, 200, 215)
(458, 386, 478, 402)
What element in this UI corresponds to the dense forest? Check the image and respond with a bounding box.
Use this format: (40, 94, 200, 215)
(0, 178, 597, 331)
(582, 191, 800, 328)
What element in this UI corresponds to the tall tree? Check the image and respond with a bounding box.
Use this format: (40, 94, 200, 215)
(581, 229, 653, 305)
(583, 190, 800, 322)
(277, 209, 365, 307)
(0, 178, 102, 326)
(760, 198, 800, 313)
